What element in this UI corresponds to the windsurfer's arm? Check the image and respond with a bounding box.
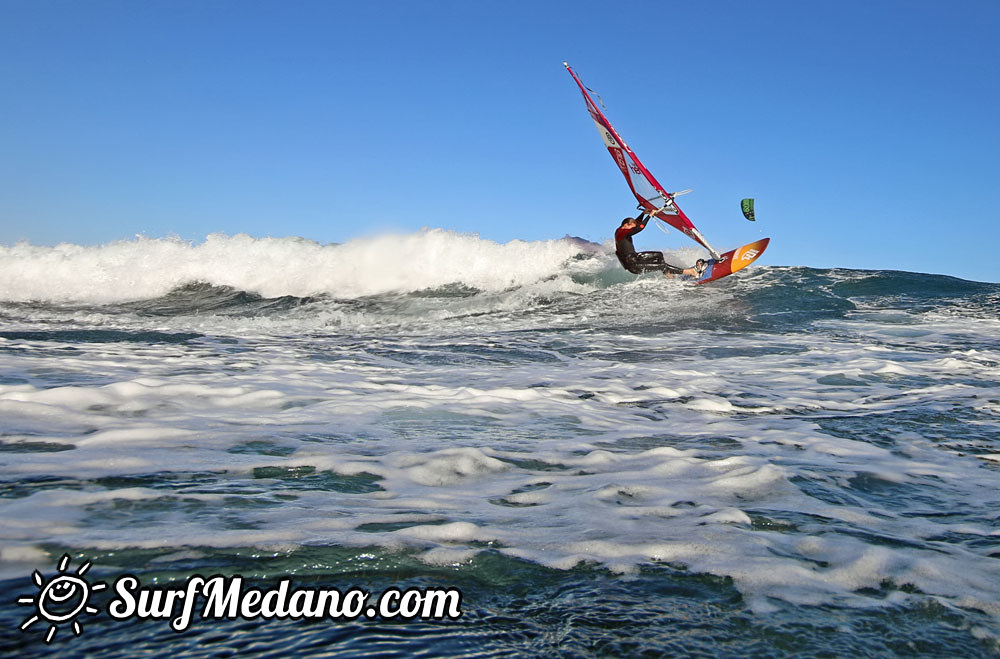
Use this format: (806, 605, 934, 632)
(633, 213, 650, 233)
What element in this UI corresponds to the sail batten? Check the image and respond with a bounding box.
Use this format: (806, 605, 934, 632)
(564, 63, 720, 259)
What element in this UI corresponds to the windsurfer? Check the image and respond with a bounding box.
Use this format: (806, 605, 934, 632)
(615, 213, 700, 277)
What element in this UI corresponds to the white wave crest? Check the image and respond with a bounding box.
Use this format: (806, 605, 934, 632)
(0, 230, 609, 303)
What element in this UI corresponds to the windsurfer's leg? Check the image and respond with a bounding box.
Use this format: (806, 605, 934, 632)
(634, 252, 666, 268)
(629, 252, 688, 276)
(652, 255, 685, 277)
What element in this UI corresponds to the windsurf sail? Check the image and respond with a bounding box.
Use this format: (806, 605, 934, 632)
(564, 62, 721, 259)
(741, 198, 756, 221)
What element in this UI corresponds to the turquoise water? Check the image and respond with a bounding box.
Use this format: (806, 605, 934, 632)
(1, 234, 999, 656)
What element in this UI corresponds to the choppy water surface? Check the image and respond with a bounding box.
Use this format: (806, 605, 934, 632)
(1, 233, 999, 656)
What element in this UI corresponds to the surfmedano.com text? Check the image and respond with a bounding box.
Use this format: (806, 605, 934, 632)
(108, 575, 463, 632)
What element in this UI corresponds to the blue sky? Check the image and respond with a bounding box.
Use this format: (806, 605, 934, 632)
(1, 0, 998, 282)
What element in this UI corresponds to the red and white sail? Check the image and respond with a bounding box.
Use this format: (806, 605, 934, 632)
(564, 62, 720, 259)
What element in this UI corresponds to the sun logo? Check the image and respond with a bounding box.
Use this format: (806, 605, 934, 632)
(17, 554, 106, 644)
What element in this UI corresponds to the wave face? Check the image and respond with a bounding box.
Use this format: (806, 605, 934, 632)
(2, 232, 1000, 656)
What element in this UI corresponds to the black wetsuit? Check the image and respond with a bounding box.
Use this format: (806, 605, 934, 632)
(614, 213, 684, 275)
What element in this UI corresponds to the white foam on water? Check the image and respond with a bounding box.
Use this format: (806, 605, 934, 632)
(0, 265, 998, 624)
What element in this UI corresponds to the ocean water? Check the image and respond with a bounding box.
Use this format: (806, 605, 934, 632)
(1, 231, 999, 657)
